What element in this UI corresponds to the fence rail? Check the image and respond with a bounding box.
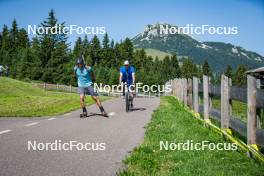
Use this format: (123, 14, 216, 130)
(198, 83, 264, 108)
(169, 75, 264, 148)
(33, 83, 163, 98)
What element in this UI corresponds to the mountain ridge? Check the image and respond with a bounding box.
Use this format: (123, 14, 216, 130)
(132, 23, 264, 71)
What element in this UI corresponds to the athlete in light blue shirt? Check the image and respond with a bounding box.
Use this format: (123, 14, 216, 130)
(74, 57, 108, 117)
(74, 65, 93, 87)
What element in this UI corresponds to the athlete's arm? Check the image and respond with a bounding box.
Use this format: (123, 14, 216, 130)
(73, 65, 78, 77)
(131, 67, 135, 85)
(132, 72, 135, 85)
(119, 73, 123, 84)
(86, 65, 95, 82)
(90, 71, 95, 82)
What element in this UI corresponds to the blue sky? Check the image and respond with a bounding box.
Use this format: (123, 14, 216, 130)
(0, 0, 264, 55)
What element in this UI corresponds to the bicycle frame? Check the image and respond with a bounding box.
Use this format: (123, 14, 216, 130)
(123, 82, 133, 112)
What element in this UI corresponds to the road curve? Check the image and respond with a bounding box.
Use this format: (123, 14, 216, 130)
(0, 97, 160, 176)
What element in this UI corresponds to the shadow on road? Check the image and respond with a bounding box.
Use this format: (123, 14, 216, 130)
(129, 107, 146, 112)
(84, 113, 108, 118)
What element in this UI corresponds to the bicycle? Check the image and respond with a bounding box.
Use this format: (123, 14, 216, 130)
(123, 82, 133, 112)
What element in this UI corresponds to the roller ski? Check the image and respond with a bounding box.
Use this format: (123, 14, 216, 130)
(99, 106, 109, 118)
(80, 107, 88, 118)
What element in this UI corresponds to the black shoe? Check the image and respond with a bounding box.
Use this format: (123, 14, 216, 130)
(80, 111, 87, 118)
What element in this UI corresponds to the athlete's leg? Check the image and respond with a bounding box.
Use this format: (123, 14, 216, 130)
(87, 85, 107, 116)
(92, 96, 108, 116)
(80, 93, 85, 108)
(78, 87, 87, 114)
(80, 94, 88, 113)
(128, 84, 134, 107)
(91, 96, 102, 107)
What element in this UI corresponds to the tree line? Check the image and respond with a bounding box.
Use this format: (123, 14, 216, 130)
(0, 10, 248, 88)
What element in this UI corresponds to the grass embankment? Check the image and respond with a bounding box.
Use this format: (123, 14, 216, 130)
(0, 77, 108, 117)
(119, 96, 264, 176)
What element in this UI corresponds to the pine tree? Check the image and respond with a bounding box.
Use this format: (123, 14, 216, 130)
(14, 28, 30, 79)
(10, 20, 19, 51)
(110, 40, 114, 49)
(181, 58, 196, 79)
(224, 65, 232, 78)
(203, 60, 211, 76)
(37, 9, 69, 83)
(30, 37, 42, 79)
(90, 35, 101, 65)
(0, 25, 11, 65)
(117, 38, 134, 65)
(170, 54, 181, 78)
(234, 65, 247, 86)
(102, 33, 109, 49)
(73, 37, 83, 58)
(82, 35, 90, 60)
(134, 49, 147, 69)
(101, 33, 114, 67)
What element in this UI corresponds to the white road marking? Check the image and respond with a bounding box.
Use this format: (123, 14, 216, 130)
(64, 113, 71, 116)
(24, 122, 39, 127)
(0, 129, 12, 135)
(46, 117, 56, 121)
(108, 112, 116, 116)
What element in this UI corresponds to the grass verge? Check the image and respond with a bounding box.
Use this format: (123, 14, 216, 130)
(119, 96, 264, 176)
(0, 77, 109, 117)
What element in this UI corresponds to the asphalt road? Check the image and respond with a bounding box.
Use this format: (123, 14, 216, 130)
(0, 97, 160, 176)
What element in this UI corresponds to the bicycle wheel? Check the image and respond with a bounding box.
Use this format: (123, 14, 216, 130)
(125, 92, 129, 112)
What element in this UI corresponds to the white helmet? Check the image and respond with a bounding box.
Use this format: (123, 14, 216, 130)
(124, 60, 129, 65)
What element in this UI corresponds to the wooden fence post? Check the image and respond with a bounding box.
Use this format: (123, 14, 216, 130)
(247, 75, 257, 145)
(193, 77, 199, 112)
(174, 79, 176, 96)
(229, 78, 233, 118)
(177, 79, 180, 100)
(187, 78, 193, 108)
(256, 79, 261, 129)
(178, 79, 181, 101)
(203, 75, 209, 120)
(221, 75, 231, 129)
(183, 79, 188, 105)
(179, 79, 182, 101)
(69, 85, 72, 92)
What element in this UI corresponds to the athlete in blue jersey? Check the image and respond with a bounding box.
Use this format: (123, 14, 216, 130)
(119, 60, 135, 107)
(119, 60, 135, 86)
(74, 57, 107, 117)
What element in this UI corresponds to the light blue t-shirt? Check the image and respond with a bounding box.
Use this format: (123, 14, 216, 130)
(74, 66, 93, 87)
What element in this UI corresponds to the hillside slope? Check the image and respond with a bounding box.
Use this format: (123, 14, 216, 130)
(132, 23, 264, 71)
(0, 77, 92, 117)
(134, 48, 172, 60)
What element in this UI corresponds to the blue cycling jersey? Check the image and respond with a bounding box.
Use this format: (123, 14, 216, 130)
(74, 66, 93, 87)
(120, 66, 135, 85)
